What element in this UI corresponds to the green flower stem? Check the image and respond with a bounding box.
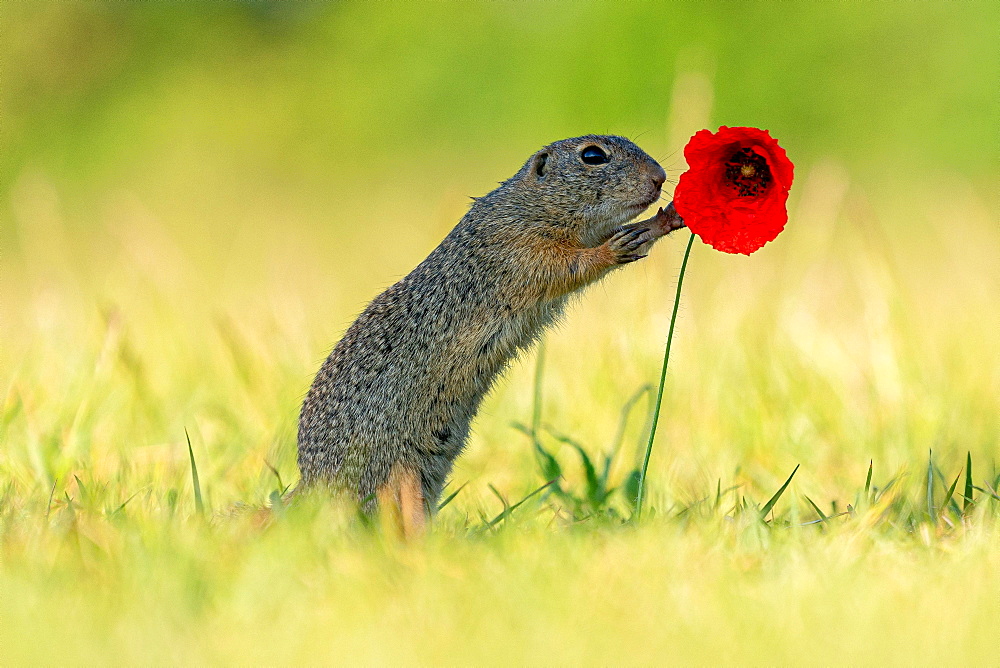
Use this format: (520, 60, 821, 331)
(635, 230, 695, 520)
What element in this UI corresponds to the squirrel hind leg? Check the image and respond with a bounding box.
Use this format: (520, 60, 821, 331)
(376, 463, 427, 540)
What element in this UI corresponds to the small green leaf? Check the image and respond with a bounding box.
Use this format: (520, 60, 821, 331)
(166, 488, 179, 515)
(623, 469, 641, 510)
(570, 444, 601, 505)
(534, 443, 562, 483)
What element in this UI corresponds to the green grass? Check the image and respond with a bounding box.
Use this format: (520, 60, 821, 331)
(2, 2, 999, 663)
(2, 189, 998, 661)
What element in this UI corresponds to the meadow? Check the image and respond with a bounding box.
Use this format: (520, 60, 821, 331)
(1, 2, 999, 664)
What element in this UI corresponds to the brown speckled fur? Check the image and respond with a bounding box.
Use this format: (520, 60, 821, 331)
(297, 135, 684, 524)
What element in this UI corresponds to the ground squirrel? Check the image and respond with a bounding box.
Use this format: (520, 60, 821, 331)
(298, 135, 685, 535)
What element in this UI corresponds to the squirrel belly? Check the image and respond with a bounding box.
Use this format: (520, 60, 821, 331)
(296, 135, 684, 530)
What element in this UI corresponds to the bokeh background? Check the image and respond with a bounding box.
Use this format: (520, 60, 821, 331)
(2, 2, 1000, 663)
(2, 0, 998, 500)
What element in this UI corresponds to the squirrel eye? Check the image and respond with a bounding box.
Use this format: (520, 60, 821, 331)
(580, 145, 610, 165)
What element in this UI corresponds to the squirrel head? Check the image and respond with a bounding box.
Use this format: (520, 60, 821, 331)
(499, 135, 667, 246)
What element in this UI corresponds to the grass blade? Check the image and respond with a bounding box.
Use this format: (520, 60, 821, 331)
(803, 495, 829, 523)
(963, 451, 974, 514)
(437, 481, 468, 511)
(109, 491, 139, 517)
(864, 460, 873, 503)
(509, 421, 532, 437)
(940, 470, 962, 521)
(760, 465, 800, 520)
(484, 479, 558, 529)
(45, 478, 57, 523)
(186, 428, 204, 516)
(74, 475, 89, 505)
(674, 496, 708, 520)
(488, 484, 509, 511)
(926, 449, 934, 521)
(263, 460, 285, 494)
(609, 384, 652, 457)
(974, 481, 1000, 502)
(874, 473, 903, 503)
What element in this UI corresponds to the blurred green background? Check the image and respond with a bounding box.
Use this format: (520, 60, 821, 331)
(1, 0, 998, 495)
(3, 1, 997, 222)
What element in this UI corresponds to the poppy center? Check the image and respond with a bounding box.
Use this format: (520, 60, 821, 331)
(724, 148, 771, 197)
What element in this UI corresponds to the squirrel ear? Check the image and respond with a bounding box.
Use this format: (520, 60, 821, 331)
(532, 151, 549, 179)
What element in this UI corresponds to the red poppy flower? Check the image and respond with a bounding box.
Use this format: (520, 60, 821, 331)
(673, 126, 794, 255)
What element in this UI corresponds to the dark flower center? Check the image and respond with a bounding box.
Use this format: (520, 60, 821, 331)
(724, 148, 771, 197)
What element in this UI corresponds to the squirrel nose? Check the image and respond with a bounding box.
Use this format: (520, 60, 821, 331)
(647, 163, 667, 191)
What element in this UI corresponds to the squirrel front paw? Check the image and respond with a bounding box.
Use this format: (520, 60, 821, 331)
(603, 202, 687, 265)
(637, 202, 686, 240)
(606, 225, 652, 264)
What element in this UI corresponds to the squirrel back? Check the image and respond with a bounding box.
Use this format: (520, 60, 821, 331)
(297, 135, 682, 533)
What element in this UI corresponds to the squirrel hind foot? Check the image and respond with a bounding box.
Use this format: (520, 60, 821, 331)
(376, 463, 427, 540)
